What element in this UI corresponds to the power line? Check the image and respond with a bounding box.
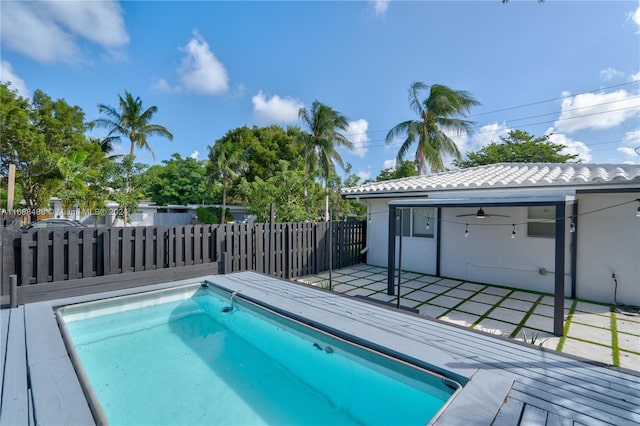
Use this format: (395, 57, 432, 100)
(341, 80, 640, 139)
(344, 132, 640, 152)
(468, 80, 639, 118)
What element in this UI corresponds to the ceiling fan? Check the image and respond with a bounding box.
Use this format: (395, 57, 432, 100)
(456, 208, 510, 219)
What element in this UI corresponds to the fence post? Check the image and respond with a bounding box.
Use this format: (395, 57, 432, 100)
(269, 203, 275, 275)
(285, 223, 290, 279)
(10, 274, 17, 308)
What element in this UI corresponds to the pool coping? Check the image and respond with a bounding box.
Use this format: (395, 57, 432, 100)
(6, 271, 640, 425)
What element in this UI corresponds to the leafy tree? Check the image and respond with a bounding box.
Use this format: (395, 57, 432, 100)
(386, 82, 479, 174)
(325, 163, 366, 221)
(219, 125, 301, 183)
(297, 100, 353, 220)
(100, 155, 148, 225)
(0, 84, 88, 221)
(375, 160, 419, 182)
(237, 160, 321, 222)
(94, 91, 173, 223)
(208, 139, 248, 224)
(56, 150, 89, 214)
(142, 153, 219, 206)
(454, 130, 580, 168)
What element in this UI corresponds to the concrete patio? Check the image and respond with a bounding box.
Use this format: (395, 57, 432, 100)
(296, 264, 640, 372)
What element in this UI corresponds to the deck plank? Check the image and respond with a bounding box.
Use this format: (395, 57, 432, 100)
(545, 411, 574, 426)
(25, 303, 95, 425)
(491, 397, 524, 426)
(28, 358, 95, 425)
(520, 404, 548, 426)
(0, 309, 9, 395)
(0, 306, 29, 426)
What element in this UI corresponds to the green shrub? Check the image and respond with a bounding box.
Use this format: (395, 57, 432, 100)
(195, 207, 234, 224)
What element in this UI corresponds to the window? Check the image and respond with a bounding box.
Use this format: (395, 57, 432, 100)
(527, 206, 555, 238)
(395, 207, 435, 238)
(412, 207, 434, 238)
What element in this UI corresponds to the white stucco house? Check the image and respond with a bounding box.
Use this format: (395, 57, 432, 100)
(342, 163, 640, 335)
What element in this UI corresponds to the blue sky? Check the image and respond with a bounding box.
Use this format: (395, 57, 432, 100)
(2, 0, 639, 181)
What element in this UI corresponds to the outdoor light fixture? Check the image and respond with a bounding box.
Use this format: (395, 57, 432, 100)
(426, 216, 431, 230)
(636, 199, 640, 217)
(476, 208, 486, 219)
(464, 223, 469, 237)
(569, 222, 576, 233)
(511, 224, 516, 239)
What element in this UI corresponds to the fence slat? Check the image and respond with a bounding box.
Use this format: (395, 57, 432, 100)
(121, 227, 132, 273)
(67, 228, 80, 280)
(185, 226, 193, 266)
(82, 229, 93, 278)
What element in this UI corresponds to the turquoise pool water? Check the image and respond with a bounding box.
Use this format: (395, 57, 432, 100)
(59, 284, 458, 425)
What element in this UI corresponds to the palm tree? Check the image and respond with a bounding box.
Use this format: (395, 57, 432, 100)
(208, 140, 247, 224)
(94, 91, 173, 224)
(95, 91, 173, 159)
(297, 100, 353, 221)
(386, 82, 479, 174)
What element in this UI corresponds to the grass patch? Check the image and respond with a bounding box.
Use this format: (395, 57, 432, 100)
(557, 299, 577, 352)
(611, 310, 620, 367)
(510, 294, 544, 339)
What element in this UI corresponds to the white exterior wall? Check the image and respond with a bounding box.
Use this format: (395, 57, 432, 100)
(576, 193, 640, 306)
(364, 199, 391, 268)
(439, 207, 569, 295)
(365, 199, 437, 274)
(364, 198, 573, 297)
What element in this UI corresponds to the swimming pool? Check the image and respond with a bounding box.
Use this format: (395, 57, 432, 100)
(56, 281, 462, 425)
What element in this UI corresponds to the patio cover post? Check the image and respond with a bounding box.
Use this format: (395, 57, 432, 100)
(387, 205, 396, 295)
(554, 202, 566, 336)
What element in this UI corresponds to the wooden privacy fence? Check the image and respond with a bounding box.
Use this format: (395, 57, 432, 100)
(1, 221, 366, 294)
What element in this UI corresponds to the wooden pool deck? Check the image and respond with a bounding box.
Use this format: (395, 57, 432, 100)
(1, 271, 639, 425)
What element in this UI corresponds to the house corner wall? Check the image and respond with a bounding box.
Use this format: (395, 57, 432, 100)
(576, 193, 640, 307)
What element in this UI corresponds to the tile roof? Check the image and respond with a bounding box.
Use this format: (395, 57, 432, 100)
(342, 163, 640, 196)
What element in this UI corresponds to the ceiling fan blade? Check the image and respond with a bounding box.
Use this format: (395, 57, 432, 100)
(486, 213, 511, 218)
(455, 213, 477, 217)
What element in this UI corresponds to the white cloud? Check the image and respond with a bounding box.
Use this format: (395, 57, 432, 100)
(0, 1, 128, 64)
(617, 147, 639, 163)
(630, 1, 640, 32)
(190, 150, 200, 160)
(345, 119, 369, 158)
(617, 129, 640, 163)
(600, 67, 624, 81)
(623, 129, 640, 145)
(150, 78, 179, 94)
(382, 159, 397, 170)
(554, 90, 640, 133)
(41, 1, 128, 48)
(371, 1, 389, 17)
(0, 61, 29, 98)
(545, 127, 592, 163)
(457, 122, 510, 155)
(631, 71, 640, 81)
(178, 31, 228, 95)
(357, 171, 371, 181)
(252, 91, 303, 123)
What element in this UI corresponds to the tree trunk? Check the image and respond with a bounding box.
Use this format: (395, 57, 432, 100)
(325, 193, 329, 222)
